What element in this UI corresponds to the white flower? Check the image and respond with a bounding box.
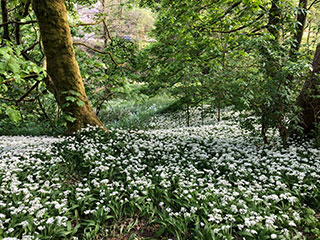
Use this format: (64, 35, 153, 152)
(20, 220, 29, 227)
(7, 228, 14, 233)
(46, 217, 55, 224)
(38, 225, 45, 231)
(270, 233, 277, 239)
(288, 221, 296, 227)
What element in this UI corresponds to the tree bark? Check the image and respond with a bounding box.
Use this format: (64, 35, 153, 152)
(296, 43, 320, 134)
(267, 0, 281, 41)
(290, 0, 308, 55)
(31, 0, 105, 134)
(1, 0, 10, 41)
(101, 0, 112, 47)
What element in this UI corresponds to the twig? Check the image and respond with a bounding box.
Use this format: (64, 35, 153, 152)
(70, 19, 103, 27)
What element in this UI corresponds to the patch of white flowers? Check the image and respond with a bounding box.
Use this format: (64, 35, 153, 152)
(0, 115, 319, 239)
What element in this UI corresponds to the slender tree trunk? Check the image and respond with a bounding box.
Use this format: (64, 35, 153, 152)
(1, 0, 10, 41)
(296, 43, 320, 134)
(290, 0, 308, 55)
(15, 22, 21, 45)
(101, 0, 108, 47)
(186, 103, 190, 127)
(306, 21, 311, 49)
(32, 0, 105, 134)
(119, 0, 123, 18)
(267, 0, 281, 41)
(217, 95, 221, 122)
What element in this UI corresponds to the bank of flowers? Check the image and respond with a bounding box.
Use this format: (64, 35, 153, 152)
(0, 119, 319, 239)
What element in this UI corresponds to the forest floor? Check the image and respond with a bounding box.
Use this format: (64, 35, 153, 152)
(0, 111, 320, 239)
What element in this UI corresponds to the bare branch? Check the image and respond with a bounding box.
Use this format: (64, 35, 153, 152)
(70, 19, 103, 27)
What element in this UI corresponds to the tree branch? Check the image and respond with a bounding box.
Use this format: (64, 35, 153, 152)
(16, 80, 40, 103)
(0, 20, 37, 27)
(213, 1, 242, 25)
(198, 1, 242, 31)
(70, 19, 103, 27)
(23, 0, 31, 17)
(103, 19, 113, 42)
(73, 41, 122, 66)
(22, 41, 39, 54)
(211, 13, 264, 33)
(308, 0, 320, 9)
(1, 74, 39, 85)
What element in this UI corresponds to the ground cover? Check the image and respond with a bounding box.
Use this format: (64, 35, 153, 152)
(0, 115, 319, 239)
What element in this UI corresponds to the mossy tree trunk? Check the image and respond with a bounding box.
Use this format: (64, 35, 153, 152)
(32, 0, 105, 134)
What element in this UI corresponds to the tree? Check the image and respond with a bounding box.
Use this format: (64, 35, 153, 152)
(1, 0, 10, 41)
(297, 43, 320, 135)
(31, 0, 105, 134)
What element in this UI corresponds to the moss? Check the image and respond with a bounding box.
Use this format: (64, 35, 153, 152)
(32, 0, 105, 134)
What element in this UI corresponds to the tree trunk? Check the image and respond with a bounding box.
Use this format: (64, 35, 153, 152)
(267, 0, 281, 41)
(101, 0, 108, 47)
(297, 43, 320, 134)
(31, 0, 105, 134)
(1, 0, 10, 41)
(290, 0, 308, 55)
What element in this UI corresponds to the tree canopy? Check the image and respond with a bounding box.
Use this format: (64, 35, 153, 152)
(0, 0, 320, 139)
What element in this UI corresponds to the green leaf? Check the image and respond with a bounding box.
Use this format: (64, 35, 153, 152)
(64, 114, 77, 122)
(1, 85, 8, 92)
(8, 61, 20, 73)
(6, 107, 21, 122)
(76, 100, 85, 107)
(72, 224, 81, 235)
(129, 234, 136, 240)
(154, 224, 166, 237)
(66, 96, 77, 102)
(0, 62, 6, 72)
(69, 90, 81, 96)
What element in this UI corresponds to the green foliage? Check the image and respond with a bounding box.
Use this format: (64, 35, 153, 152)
(1, 0, 320, 141)
(0, 43, 47, 124)
(137, 0, 318, 143)
(75, 36, 140, 114)
(101, 94, 174, 129)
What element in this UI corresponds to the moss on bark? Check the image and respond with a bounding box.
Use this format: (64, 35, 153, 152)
(32, 0, 105, 134)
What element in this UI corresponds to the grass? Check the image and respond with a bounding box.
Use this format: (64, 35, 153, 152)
(0, 108, 319, 240)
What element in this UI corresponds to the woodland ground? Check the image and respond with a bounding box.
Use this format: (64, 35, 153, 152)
(0, 109, 319, 240)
